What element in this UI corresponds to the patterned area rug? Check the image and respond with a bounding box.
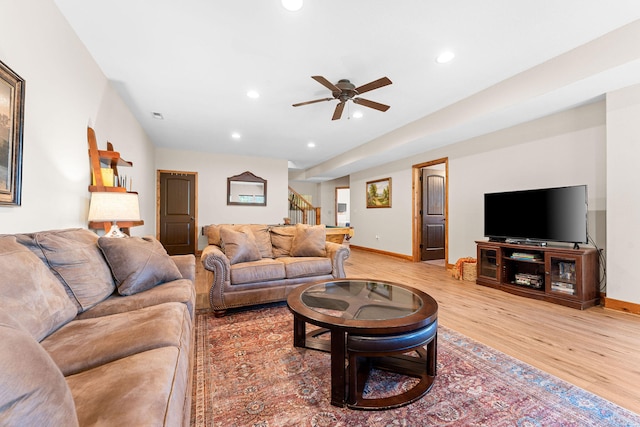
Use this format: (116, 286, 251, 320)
(191, 303, 640, 426)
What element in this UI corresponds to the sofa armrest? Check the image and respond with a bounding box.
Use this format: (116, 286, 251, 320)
(325, 242, 350, 278)
(171, 254, 196, 282)
(200, 245, 231, 311)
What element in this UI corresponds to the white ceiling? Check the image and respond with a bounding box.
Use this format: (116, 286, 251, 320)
(54, 1, 640, 181)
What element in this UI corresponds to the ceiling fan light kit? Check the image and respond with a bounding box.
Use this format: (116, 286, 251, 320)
(293, 75, 392, 120)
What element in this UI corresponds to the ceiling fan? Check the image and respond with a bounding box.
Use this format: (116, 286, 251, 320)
(293, 76, 392, 120)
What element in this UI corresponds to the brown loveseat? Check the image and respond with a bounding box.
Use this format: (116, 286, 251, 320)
(202, 223, 350, 317)
(0, 228, 195, 427)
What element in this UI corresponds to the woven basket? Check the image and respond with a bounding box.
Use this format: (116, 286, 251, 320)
(462, 262, 477, 282)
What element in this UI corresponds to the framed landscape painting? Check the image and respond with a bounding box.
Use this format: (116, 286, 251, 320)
(366, 177, 391, 208)
(0, 60, 25, 206)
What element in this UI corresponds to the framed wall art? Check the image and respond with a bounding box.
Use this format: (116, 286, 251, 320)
(0, 60, 25, 206)
(366, 177, 391, 208)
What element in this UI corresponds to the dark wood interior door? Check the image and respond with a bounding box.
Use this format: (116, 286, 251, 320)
(421, 168, 446, 261)
(159, 172, 197, 255)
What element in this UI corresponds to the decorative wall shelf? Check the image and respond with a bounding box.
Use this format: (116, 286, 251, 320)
(87, 127, 143, 233)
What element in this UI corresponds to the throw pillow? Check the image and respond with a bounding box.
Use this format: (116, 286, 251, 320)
(246, 224, 274, 258)
(98, 236, 183, 296)
(219, 226, 262, 264)
(0, 236, 77, 341)
(290, 224, 327, 257)
(270, 226, 297, 258)
(15, 229, 115, 313)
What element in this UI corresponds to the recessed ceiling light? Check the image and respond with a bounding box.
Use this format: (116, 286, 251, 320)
(231, 132, 241, 139)
(247, 90, 260, 99)
(352, 111, 363, 119)
(436, 51, 455, 64)
(151, 112, 164, 120)
(307, 142, 315, 148)
(281, 0, 303, 11)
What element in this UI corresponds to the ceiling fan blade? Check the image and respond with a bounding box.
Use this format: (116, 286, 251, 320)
(354, 77, 392, 95)
(353, 97, 390, 112)
(332, 102, 346, 120)
(312, 76, 341, 93)
(292, 97, 334, 107)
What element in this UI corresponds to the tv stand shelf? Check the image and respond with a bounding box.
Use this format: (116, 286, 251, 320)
(476, 241, 599, 310)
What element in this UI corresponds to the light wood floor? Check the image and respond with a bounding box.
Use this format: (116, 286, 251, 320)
(195, 248, 640, 414)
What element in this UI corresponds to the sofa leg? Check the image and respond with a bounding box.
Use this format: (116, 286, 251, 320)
(213, 309, 227, 318)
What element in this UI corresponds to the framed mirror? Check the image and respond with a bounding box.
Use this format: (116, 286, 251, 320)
(227, 171, 267, 206)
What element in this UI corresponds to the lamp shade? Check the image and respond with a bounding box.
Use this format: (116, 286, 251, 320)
(88, 192, 141, 222)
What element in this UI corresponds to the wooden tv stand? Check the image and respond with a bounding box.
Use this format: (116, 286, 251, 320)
(475, 240, 600, 310)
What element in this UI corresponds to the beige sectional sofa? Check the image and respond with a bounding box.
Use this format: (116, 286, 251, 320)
(202, 223, 350, 317)
(0, 228, 195, 427)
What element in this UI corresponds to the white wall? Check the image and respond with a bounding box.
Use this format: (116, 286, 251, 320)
(349, 102, 607, 264)
(606, 83, 640, 305)
(92, 84, 157, 236)
(350, 164, 413, 254)
(155, 148, 288, 250)
(0, 0, 155, 235)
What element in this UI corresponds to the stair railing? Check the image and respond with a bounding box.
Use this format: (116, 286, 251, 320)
(288, 187, 321, 225)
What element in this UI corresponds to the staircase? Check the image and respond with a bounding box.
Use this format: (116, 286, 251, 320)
(288, 187, 321, 225)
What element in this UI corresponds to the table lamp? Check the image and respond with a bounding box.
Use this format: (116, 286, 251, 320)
(88, 192, 141, 238)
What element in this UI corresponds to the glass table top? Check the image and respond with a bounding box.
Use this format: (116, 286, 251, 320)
(300, 280, 423, 321)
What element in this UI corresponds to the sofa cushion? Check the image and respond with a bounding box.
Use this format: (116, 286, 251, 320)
(0, 311, 79, 426)
(279, 256, 333, 279)
(66, 347, 185, 427)
(0, 236, 77, 341)
(98, 236, 183, 296)
(15, 229, 115, 313)
(172, 254, 196, 282)
(220, 226, 262, 264)
(270, 226, 296, 258)
(76, 278, 196, 320)
(290, 223, 327, 257)
(230, 258, 286, 284)
(42, 302, 191, 376)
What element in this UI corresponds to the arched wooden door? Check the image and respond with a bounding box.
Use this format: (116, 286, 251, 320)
(158, 171, 197, 255)
(421, 168, 446, 261)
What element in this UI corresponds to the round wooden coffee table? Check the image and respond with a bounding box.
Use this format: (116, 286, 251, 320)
(287, 279, 438, 410)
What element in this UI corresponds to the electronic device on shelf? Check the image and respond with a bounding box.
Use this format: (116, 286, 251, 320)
(514, 273, 543, 289)
(506, 239, 547, 247)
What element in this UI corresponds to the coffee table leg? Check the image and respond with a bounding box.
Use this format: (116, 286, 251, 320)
(330, 329, 346, 407)
(427, 332, 437, 376)
(293, 316, 306, 348)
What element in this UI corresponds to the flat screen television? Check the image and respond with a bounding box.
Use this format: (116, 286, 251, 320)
(484, 185, 588, 245)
